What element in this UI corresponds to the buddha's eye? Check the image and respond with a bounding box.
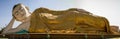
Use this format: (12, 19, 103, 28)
(15, 12, 19, 15)
(21, 9, 24, 12)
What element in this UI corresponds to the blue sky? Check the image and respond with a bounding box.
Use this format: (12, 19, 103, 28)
(0, 0, 120, 29)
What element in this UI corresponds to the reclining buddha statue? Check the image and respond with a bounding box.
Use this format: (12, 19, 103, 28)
(2, 3, 119, 34)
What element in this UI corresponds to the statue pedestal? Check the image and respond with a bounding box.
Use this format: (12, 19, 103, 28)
(0, 33, 120, 39)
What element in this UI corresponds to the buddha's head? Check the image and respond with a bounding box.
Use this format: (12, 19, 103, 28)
(12, 3, 30, 22)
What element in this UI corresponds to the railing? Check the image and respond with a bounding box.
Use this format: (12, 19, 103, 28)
(0, 33, 120, 39)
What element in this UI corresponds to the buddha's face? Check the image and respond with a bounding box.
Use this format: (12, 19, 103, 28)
(12, 4, 28, 22)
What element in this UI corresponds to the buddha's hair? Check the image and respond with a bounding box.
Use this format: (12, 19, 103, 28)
(12, 3, 29, 12)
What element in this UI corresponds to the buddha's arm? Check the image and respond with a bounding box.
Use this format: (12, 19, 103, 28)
(2, 21, 30, 34)
(2, 18, 15, 34)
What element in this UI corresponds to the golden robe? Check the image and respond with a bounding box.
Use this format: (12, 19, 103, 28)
(29, 8, 111, 34)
